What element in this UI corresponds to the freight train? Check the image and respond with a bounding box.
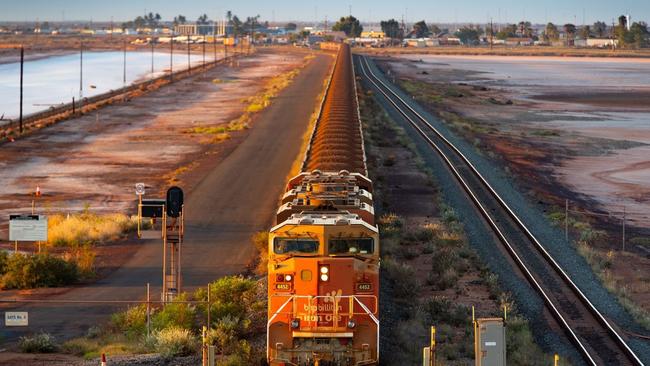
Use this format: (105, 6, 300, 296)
(267, 44, 379, 365)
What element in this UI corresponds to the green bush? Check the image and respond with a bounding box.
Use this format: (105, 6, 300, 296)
(152, 294, 196, 331)
(0, 253, 78, 289)
(195, 276, 265, 333)
(19, 332, 58, 353)
(111, 304, 147, 339)
(506, 316, 547, 365)
(153, 326, 197, 358)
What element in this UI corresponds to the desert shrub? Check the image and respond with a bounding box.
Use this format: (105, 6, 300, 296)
(195, 276, 265, 332)
(19, 332, 57, 353)
(111, 304, 147, 339)
(0, 253, 78, 289)
(398, 245, 419, 260)
(208, 315, 252, 355)
(382, 259, 419, 305)
(505, 316, 547, 365)
(153, 326, 197, 358)
(251, 231, 269, 275)
(0, 250, 8, 272)
(630, 236, 650, 247)
(423, 296, 471, 327)
(152, 294, 196, 331)
(431, 247, 459, 275)
(216, 341, 253, 366)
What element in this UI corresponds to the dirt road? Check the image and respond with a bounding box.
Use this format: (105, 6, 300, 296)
(0, 49, 333, 343)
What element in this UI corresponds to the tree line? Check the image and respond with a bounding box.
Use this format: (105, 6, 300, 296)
(373, 16, 648, 48)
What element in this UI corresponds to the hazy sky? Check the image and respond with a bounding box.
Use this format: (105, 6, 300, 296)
(1, 0, 648, 25)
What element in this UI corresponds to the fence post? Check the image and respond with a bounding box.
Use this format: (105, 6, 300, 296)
(19, 45, 24, 134)
(207, 284, 211, 328)
(622, 206, 626, 252)
(565, 199, 569, 242)
(146, 283, 151, 338)
(202, 325, 208, 366)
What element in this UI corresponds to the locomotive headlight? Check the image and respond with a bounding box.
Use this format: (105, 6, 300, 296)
(320, 266, 329, 274)
(284, 274, 293, 282)
(290, 318, 300, 329)
(320, 273, 329, 282)
(347, 319, 356, 329)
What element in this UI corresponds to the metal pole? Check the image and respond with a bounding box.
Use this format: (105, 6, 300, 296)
(162, 213, 167, 301)
(202, 39, 206, 70)
(18, 45, 24, 134)
(170, 34, 174, 81)
(622, 206, 626, 252)
(79, 41, 83, 97)
(213, 30, 217, 63)
(207, 285, 211, 327)
(224, 25, 228, 61)
(123, 40, 127, 86)
(565, 199, 569, 242)
(72, 97, 75, 114)
(187, 36, 191, 72)
(151, 41, 154, 76)
(146, 283, 151, 337)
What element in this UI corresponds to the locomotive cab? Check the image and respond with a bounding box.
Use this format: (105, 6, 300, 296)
(267, 213, 379, 365)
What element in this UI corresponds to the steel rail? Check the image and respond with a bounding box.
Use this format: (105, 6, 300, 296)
(357, 55, 643, 366)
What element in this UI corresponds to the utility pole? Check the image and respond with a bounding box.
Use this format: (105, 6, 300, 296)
(187, 35, 191, 72)
(79, 41, 83, 98)
(202, 37, 206, 70)
(490, 19, 494, 49)
(622, 206, 626, 251)
(19, 45, 24, 134)
(565, 199, 569, 242)
(170, 34, 174, 81)
(123, 39, 127, 86)
(151, 40, 154, 76)
(248, 18, 253, 55)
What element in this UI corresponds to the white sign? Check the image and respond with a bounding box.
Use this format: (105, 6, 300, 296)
(485, 341, 497, 347)
(9, 215, 48, 242)
(5, 312, 28, 326)
(135, 183, 145, 196)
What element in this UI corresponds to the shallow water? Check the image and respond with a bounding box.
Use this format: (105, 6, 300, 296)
(405, 54, 650, 89)
(0, 51, 211, 119)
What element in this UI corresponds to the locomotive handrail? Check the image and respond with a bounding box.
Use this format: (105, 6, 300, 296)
(267, 294, 380, 364)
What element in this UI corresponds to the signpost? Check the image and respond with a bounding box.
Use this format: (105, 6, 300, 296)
(9, 215, 48, 242)
(135, 183, 146, 196)
(5, 311, 28, 326)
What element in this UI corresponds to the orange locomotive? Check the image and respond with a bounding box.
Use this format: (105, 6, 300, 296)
(267, 44, 379, 365)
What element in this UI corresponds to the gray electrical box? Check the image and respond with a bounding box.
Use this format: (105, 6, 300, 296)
(475, 318, 506, 366)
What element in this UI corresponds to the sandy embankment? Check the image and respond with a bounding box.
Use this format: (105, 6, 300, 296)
(0, 50, 306, 239)
(381, 54, 650, 228)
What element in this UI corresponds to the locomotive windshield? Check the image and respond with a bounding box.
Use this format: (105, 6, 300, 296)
(329, 238, 374, 255)
(273, 238, 319, 255)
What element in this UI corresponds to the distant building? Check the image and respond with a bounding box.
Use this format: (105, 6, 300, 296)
(505, 37, 533, 46)
(174, 21, 227, 36)
(575, 38, 618, 48)
(360, 30, 385, 39)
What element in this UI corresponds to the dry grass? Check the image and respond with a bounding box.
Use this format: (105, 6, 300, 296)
(163, 162, 198, 185)
(48, 212, 138, 248)
(577, 242, 650, 330)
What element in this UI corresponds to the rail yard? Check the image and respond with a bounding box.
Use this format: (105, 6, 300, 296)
(1, 5, 650, 366)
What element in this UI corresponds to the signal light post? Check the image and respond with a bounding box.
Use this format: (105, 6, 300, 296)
(162, 186, 184, 302)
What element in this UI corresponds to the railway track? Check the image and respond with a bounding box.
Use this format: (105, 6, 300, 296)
(356, 55, 644, 366)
